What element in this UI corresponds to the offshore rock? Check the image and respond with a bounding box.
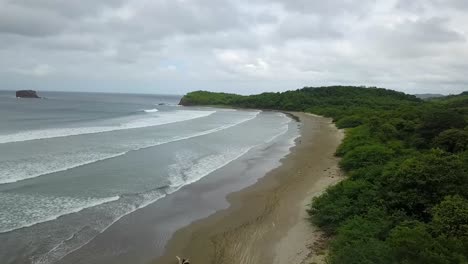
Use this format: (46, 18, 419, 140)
(16, 90, 40, 98)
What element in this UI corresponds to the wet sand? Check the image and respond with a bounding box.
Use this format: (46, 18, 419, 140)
(155, 112, 344, 264)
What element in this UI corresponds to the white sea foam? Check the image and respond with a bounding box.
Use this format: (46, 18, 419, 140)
(143, 108, 158, 113)
(0, 111, 260, 185)
(0, 110, 215, 144)
(167, 117, 290, 189)
(0, 193, 119, 233)
(265, 124, 289, 144)
(0, 152, 125, 185)
(167, 146, 255, 188)
(165, 111, 292, 201)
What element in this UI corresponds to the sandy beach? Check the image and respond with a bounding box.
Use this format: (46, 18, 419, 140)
(155, 112, 344, 264)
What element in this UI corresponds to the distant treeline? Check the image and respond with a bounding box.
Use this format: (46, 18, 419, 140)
(180, 86, 468, 263)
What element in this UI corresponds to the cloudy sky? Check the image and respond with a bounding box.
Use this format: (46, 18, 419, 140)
(0, 0, 467, 95)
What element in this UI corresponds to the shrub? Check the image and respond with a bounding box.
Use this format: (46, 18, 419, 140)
(309, 179, 377, 233)
(340, 144, 394, 171)
(336, 115, 364, 128)
(327, 209, 394, 264)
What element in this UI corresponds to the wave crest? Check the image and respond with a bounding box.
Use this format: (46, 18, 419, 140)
(0, 110, 215, 144)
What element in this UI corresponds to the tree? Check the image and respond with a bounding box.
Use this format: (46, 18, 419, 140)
(340, 144, 394, 171)
(433, 129, 468, 153)
(327, 208, 396, 264)
(388, 222, 452, 264)
(418, 109, 466, 143)
(431, 195, 468, 238)
(336, 115, 364, 128)
(309, 179, 377, 233)
(381, 150, 467, 219)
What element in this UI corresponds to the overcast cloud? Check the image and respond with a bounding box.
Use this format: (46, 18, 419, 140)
(0, 0, 467, 95)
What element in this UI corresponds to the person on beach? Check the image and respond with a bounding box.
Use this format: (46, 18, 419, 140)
(176, 256, 190, 264)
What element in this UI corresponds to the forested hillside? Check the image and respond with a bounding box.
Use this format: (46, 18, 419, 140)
(180, 86, 468, 263)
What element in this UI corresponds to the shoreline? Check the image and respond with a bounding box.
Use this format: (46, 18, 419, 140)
(154, 112, 344, 264)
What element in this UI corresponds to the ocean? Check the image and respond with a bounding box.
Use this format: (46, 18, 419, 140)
(0, 91, 299, 264)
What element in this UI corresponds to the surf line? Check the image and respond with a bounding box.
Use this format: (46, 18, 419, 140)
(0, 112, 261, 185)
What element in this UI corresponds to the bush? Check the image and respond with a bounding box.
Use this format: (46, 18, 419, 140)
(336, 115, 364, 128)
(340, 144, 394, 171)
(335, 126, 376, 156)
(348, 165, 384, 182)
(327, 208, 397, 264)
(309, 179, 377, 233)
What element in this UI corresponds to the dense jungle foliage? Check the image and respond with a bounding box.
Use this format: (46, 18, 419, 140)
(180, 86, 468, 263)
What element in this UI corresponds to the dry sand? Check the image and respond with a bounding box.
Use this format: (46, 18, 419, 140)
(154, 112, 344, 264)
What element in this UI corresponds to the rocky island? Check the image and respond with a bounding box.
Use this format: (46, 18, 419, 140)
(16, 90, 40, 98)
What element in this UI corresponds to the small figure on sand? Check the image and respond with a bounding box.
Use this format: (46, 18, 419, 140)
(176, 256, 190, 264)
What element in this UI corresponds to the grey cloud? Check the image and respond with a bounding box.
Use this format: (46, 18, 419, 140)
(366, 17, 465, 59)
(261, 0, 376, 15)
(373, 18, 465, 49)
(252, 11, 278, 24)
(277, 14, 343, 40)
(431, 0, 468, 10)
(0, 0, 128, 37)
(395, 17, 465, 43)
(9, 0, 126, 18)
(397, 0, 468, 12)
(125, 0, 246, 38)
(179, 31, 263, 50)
(34, 35, 106, 52)
(395, 1, 426, 12)
(63, 0, 252, 48)
(0, 4, 68, 36)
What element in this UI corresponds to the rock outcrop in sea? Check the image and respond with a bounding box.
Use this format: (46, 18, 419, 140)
(16, 90, 40, 98)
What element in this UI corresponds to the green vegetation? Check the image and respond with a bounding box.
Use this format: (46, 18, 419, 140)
(180, 86, 468, 263)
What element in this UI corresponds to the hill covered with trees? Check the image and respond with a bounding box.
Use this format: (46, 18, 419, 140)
(179, 86, 468, 263)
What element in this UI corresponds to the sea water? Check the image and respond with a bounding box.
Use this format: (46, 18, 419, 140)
(0, 91, 298, 264)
